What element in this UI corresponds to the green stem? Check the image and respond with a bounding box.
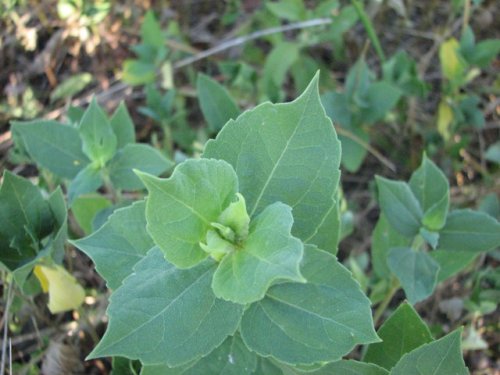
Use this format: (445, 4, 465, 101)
(101, 169, 120, 204)
(351, 0, 386, 62)
(373, 277, 400, 325)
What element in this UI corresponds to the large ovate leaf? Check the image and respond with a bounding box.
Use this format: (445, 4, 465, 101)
(138, 159, 239, 268)
(204, 73, 342, 253)
(108, 143, 173, 191)
(240, 245, 378, 365)
(409, 154, 449, 230)
(72, 201, 154, 289)
(438, 209, 500, 252)
(0, 171, 53, 272)
(141, 334, 258, 375)
(363, 302, 433, 370)
(79, 98, 117, 166)
(431, 250, 478, 282)
(275, 360, 389, 375)
(371, 214, 410, 279)
(376, 177, 423, 237)
(197, 73, 240, 132)
(88, 248, 244, 366)
(71, 194, 112, 235)
(387, 247, 439, 304)
(212, 202, 305, 304)
(11, 120, 89, 179)
(391, 329, 468, 375)
(110, 102, 136, 149)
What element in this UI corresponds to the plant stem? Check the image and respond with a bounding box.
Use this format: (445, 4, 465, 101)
(351, 0, 386, 62)
(373, 277, 400, 325)
(461, 0, 471, 35)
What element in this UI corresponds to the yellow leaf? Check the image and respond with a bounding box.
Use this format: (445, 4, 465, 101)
(439, 38, 465, 81)
(437, 100, 454, 142)
(34, 265, 85, 314)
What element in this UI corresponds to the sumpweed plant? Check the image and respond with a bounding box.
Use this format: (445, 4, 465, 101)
(71, 75, 489, 374)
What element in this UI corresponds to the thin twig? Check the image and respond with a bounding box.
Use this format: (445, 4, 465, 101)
(335, 126, 397, 172)
(0, 281, 13, 375)
(45, 17, 333, 117)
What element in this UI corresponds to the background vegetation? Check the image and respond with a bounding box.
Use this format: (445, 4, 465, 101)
(0, 0, 499, 374)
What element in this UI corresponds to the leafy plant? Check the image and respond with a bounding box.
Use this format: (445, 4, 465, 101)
(373, 154, 500, 304)
(70, 75, 483, 373)
(11, 99, 173, 204)
(0, 171, 84, 312)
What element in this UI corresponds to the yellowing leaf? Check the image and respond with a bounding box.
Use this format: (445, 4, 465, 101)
(439, 38, 465, 82)
(437, 100, 453, 141)
(34, 264, 85, 314)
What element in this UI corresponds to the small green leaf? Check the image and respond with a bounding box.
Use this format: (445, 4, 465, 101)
(67, 164, 103, 205)
(72, 201, 154, 289)
(141, 10, 164, 50)
(108, 143, 173, 191)
(197, 73, 240, 132)
(262, 42, 300, 101)
(419, 227, 440, 249)
(141, 334, 258, 375)
(266, 0, 306, 21)
(79, 98, 117, 166)
(438, 209, 500, 252)
(0, 171, 53, 272)
(439, 38, 466, 83)
(358, 81, 401, 125)
(430, 250, 477, 282)
(240, 245, 378, 365)
(409, 154, 449, 230)
(71, 194, 112, 235)
(11, 120, 89, 179)
(371, 214, 410, 279)
(212, 202, 305, 304)
(204, 73, 342, 253)
(364, 302, 433, 369)
(391, 329, 468, 375)
(485, 141, 500, 164)
(387, 247, 440, 304)
(138, 159, 239, 268)
(122, 60, 156, 86)
(50, 73, 93, 102)
(376, 177, 423, 237)
(110, 102, 136, 149)
(88, 248, 243, 366)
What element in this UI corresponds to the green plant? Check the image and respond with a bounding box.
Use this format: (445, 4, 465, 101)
(11, 99, 173, 204)
(69, 75, 488, 373)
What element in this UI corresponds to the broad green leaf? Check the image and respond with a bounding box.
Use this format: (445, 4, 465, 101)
(387, 247, 439, 304)
(72, 201, 154, 289)
(108, 143, 173, 191)
(376, 177, 423, 237)
(197, 73, 240, 132)
(358, 81, 401, 125)
(138, 159, 239, 268)
(141, 10, 164, 49)
(240, 245, 378, 365)
(204, 74, 342, 253)
(141, 335, 258, 375)
(122, 60, 156, 86)
(71, 194, 112, 235)
(79, 98, 117, 166)
(276, 360, 389, 375)
(364, 302, 433, 370)
(371, 214, 410, 279)
(212, 202, 305, 304)
(111, 357, 140, 375)
(262, 42, 300, 101)
(11, 120, 89, 179)
(0, 171, 53, 271)
(67, 164, 103, 205)
(485, 141, 500, 164)
(438, 209, 500, 252)
(50, 73, 93, 102)
(391, 329, 468, 375)
(468, 39, 500, 68)
(430, 250, 477, 282)
(409, 154, 449, 230)
(88, 248, 244, 366)
(110, 102, 136, 149)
